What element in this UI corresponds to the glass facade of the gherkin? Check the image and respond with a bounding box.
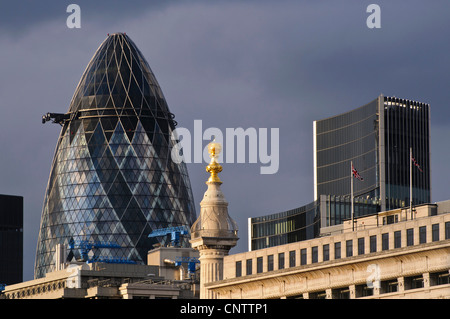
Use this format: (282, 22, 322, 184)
(34, 33, 196, 279)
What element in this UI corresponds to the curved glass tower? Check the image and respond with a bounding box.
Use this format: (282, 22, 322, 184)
(314, 95, 430, 212)
(35, 33, 196, 278)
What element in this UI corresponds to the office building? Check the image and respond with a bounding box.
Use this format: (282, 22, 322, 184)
(35, 33, 196, 279)
(314, 94, 430, 212)
(208, 201, 450, 299)
(2, 246, 200, 299)
(249, 194, 379, 250)
(249, 95, 430, 251)
(0, 195, 23, 285)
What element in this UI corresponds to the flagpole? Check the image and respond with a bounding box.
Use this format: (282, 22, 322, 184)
(410, 147, 413, 220)
(351, 161, 354, 231)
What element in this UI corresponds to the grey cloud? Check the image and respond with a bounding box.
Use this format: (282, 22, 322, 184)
(1, 0, 450, 280)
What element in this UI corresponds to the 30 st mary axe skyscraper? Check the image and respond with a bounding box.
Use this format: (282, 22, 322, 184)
(35, 33, 196, 278)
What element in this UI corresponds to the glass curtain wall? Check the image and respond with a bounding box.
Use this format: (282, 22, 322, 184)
(315, 95, 431, 212)
(250, 196, 380, 250)
(35, 34, 196, 278)
(250, 201, 320, 250)
(315, 98, 379, 202)
(383, 96, 430, 210)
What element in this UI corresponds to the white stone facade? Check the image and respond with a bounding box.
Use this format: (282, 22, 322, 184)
(207, 206, 450, 299)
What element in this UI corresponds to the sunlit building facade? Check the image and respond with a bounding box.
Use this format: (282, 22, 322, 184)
(35, 33, 196, 279)
(250, 95, 430, 251)
(314, 94, 431, 212)
(211, 202, 450, 299)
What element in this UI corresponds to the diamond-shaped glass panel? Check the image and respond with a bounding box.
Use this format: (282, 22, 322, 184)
(35, 33, 196, 279)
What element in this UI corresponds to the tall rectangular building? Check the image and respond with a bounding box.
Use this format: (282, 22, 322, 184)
(314, 94, 431, 213)
(0, 194, 23, 285)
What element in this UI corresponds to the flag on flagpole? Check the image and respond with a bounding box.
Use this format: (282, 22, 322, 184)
(352, 163, 364, 181)
(411, 155, 423, 172)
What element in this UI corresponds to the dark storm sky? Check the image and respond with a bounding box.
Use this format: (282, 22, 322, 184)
(1, 0, 449, 280)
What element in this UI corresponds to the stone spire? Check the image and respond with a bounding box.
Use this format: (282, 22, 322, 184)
(190, 139, 239, 299)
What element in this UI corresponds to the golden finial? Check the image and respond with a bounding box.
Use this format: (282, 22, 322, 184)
(206, 137, 223, 184)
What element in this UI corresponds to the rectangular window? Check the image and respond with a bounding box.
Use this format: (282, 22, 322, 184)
(358, 237, 365, 255)
(432, 224, 439, 242)
(386, 280, 398, 293)
(382, 233, 389, 251)
(435, 271, 450, 285)
(235, 261, 242, 277)
(278, 252, 285, 270)
(408, 276, 424, 289)
(267, 255, 274, 272)
(419, 226, 427, 244)
(370, 235, 377, 253)
(346, 240, 353, 257)
(334, 242, 341, 259)
(384, 215, 397, 225)
(300, 248, 307, 265)
(394, 230, 401, 248)
(407, 228, 414, 246)
(257, 257, 263, 273)
(246, 259, 252, 275)
(446, 222, 450, 240)
(289, 250, 296, 267)
(323, 244, 330, 261)
(312, 246, 318, 263)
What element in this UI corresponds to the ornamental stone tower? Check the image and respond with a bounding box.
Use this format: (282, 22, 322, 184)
(190, 139, 239, 299)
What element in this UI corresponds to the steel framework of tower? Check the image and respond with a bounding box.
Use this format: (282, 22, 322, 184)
(35, 33, 196, 279)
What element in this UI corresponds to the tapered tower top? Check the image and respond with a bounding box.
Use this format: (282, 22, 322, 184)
(190, 139, 238, 298)
(206, 138, 223, 184)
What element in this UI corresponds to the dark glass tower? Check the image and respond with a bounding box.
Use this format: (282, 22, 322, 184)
(249, 95, 430, 250)
(35, 33, 196, 278)
(314, 94, 430, 213)
(0, 195, 23, 285)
